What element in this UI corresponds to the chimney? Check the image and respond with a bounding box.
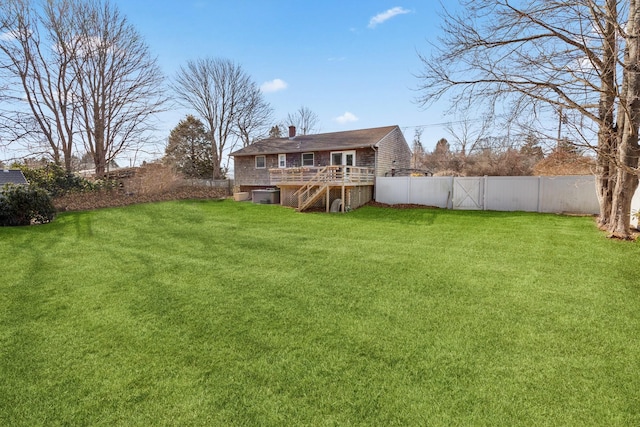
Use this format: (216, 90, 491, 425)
(288, 126, 296, 138)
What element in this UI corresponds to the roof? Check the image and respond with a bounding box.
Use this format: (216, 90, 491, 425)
(0, 169, 28, 186)
(230, 125, 399, 156)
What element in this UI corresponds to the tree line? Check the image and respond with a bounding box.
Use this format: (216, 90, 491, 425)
(0, 0, 320, 180)
(411, 111, 593, 177)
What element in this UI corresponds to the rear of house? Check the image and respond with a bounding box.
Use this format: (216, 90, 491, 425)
(230, 125, 411, 211)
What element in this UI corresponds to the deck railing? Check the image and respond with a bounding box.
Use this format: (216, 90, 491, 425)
(270, 166, 375, 186)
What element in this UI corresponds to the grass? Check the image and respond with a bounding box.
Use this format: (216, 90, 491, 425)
(1, 199, 639, 426)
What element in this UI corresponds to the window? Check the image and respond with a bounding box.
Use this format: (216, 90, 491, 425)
(302, 152, 314, 166)
(255, 155, 266, 169)
(278, 154, 286, 168)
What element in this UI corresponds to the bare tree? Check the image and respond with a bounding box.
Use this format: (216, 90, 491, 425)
(286, 105, 319, 135)
(417, 0, 640, 239)
(445, 111, 494, 157)
(172, 58, 266, 179)
(73, 0, 166, 176)
(0, 0, 80, 171)
(411, 128, 424, 168)
(0, 0, 165, 175)
(233, 81, 273, 148)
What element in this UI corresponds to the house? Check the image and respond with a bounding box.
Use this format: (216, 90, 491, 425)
(0, 169, 28, 187)
(230, 125, 411, 211)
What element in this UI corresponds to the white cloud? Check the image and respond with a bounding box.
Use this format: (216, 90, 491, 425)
(260, 78, 288, 93)
(0, 30, 20, 41)
(335, 112, 359, 124)
(368, 7, 411, 29)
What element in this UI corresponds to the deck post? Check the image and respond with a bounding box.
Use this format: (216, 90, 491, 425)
(326, 186, 330, 212)
(341, 185, 345, 212)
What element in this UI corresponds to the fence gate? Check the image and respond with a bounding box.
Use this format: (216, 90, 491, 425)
(453, 177, 484, 210)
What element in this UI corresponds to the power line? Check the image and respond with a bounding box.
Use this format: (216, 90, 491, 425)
(402, 114, 510, 131)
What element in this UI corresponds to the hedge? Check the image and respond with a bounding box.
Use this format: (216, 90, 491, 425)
(0, 184, 55, 226)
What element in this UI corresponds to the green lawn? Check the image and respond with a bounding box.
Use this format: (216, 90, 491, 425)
(1, 199, 638, 426)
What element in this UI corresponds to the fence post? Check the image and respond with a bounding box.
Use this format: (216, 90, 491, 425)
(447, 176, 456, 210)
(537, 176, 542, 213)
(483, 175, 488, 210)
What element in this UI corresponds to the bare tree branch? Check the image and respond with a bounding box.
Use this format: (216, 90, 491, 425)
(0, 0, 166, 174)
(72, 0, 166, 175)
(416, 0, 640, 238)
(0, 0, 80, 170)
(286, 106, 319, 135)
(172, 57, 268, 179)
(233, 81, 273, 148)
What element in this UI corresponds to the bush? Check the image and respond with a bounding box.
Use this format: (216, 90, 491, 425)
(18, 164, 116, 196)
(0, 184, 55, 226)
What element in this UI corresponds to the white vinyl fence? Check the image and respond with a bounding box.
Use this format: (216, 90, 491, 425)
(184, 178, 234, 194)
(376, 175, 602, 215)
(633, 186, 640, 228)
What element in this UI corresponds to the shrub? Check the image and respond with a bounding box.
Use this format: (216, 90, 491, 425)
(18, 164, 117, 196)
(533, 150, 595, 175)
(0, 184, 55, 226)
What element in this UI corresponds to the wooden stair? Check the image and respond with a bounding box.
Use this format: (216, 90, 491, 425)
(295, 166, 330, 211)
(297, 184, 329, 211)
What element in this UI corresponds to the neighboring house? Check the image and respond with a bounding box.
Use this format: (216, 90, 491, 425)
(230, 125, 411, 211)
(0, 169, 28, 188)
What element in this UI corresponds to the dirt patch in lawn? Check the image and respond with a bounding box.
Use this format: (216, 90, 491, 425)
(54, 186, 228, 212)
(365, 201, 440, 210)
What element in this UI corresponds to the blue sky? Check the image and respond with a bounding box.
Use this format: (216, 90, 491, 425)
(112, 0, 452, 162)
(0, 1, 454, 166)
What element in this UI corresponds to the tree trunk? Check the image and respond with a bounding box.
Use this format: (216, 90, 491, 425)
(211, 138, 220, 179)
(609, 170, 638, 240)
(64, 152, 72, 172)
(94, 111, 106, 176)
(608, 115, 640, 238)
(607, 0, 640, 239)
(596, 0, 618, 229)
(595, 129, 619, 231)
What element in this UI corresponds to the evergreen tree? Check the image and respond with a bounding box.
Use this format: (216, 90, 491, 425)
(268, 125, 282, 138)
(164, 115, 213, 179)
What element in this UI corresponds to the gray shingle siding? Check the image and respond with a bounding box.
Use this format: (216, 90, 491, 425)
(234, 155, 274, 187)
(375, 127, 411, 177)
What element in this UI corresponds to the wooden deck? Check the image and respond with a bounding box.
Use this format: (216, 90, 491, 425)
(270, 166, 375, 186)
(269, 166, 375, 212)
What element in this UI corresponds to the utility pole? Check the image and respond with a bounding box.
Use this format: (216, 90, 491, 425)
(557, 105, 563, 149)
